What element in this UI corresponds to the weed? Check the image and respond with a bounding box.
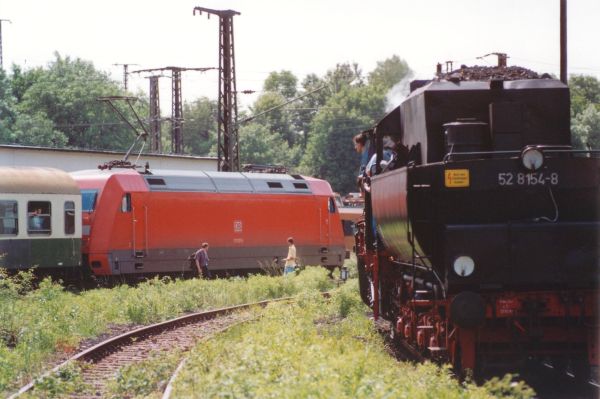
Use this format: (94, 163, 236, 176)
(0, 268, 35, 296)
(106, 350, 182, 398)
(24, 361, 88, 398)
(482, 373, 536, 399)
(259, 258, 283, 276)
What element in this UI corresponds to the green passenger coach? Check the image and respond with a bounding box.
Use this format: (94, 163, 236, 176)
(0, 167, 82, 276)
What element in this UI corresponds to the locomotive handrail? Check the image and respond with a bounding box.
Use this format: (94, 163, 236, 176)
(394, 260, 430, 271)
(443, 150, 519, 162)
(393, 259, 446, 299)
(443, 148, 600, 163)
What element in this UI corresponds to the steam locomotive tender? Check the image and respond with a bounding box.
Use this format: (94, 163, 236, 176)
(355, 68, 599, 378)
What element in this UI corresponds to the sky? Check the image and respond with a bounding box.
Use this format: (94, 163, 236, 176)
(1, 0, 599, 113)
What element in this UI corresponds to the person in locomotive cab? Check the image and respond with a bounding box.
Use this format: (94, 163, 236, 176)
(194, 242, 211, 279)
(283, 237, 297, 275)
(365, 137, 395, 177)
(353, 131, 370, 186)
(364, 137, 396, 239)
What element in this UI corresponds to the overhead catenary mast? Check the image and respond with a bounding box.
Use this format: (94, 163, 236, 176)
(113, 63, 139, 91)
(193, 7, 241, 171)
(131, 66, 215, 154)
(148, 75, 162, 153)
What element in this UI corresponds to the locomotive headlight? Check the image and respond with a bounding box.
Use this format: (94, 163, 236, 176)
(453, 256, 475, 277)
(521, 147, 544, 171)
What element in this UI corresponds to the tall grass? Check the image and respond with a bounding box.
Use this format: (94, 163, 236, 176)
(172, 281, 534, 398)
(0, 267, 334, 395)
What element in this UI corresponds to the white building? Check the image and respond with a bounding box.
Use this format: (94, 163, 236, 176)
(0, 145, 218, 172)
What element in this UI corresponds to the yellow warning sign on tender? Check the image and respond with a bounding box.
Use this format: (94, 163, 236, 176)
(445, 169, 470, 187)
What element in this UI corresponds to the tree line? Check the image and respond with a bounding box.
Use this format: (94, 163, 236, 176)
(0, 52, 598, 194)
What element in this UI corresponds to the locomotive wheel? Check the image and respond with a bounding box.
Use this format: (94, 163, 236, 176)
(357, 256, 373, 307)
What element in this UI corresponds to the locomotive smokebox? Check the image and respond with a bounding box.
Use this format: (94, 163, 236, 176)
(444, 121, 491, 156)
(450, 291, 486, 329)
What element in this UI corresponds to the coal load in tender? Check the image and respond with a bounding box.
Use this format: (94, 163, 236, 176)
(438, 65, 540, 81)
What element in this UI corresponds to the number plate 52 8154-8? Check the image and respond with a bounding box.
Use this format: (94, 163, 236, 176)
(497, 172, 559, 186)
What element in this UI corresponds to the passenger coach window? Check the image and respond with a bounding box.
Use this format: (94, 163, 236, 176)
(64, 201, 75, 235)
(28, 201, 51, 235)
(0, 200, 18, 235)
(81, 189, 98, 212)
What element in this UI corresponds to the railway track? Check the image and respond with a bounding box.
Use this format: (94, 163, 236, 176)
(9, 298, 292, 398)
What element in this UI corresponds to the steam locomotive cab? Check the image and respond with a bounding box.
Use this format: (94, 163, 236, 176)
(357, 72, 600, 379)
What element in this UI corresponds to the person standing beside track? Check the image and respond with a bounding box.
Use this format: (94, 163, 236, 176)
(194, 242, 211, 279)
(283, 237, 297, 275)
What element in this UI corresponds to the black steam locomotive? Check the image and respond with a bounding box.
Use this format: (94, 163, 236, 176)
(355, 65, 599, 379)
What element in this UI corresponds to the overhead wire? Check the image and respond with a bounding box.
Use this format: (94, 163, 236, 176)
(12, 113, 383, 133)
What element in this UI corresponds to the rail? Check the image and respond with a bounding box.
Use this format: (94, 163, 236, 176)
(8, 297, 296, 398)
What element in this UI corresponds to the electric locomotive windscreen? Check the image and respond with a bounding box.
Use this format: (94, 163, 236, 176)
(81, 189, 98, 212)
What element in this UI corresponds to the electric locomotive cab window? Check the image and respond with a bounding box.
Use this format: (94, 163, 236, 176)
(121, 193, 132, 212)
(329, 197, 336, 213)
(64, 201, 75, 235)
(81, 189, 98, 212)
(0, 200, 18, 235)
(27, 201, 51, 235)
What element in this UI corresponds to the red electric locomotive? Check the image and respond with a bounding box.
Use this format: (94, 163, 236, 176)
(356, 66, 599, 381)
(71, 167, 345, 278)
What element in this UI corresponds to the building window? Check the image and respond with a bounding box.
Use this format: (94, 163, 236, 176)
(0, 200, 18, 235)
(64, 201, 75, 235)
(28, 201, 51, 235)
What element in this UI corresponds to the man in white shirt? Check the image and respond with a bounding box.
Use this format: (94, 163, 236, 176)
(284, 237, 297, 275)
